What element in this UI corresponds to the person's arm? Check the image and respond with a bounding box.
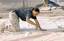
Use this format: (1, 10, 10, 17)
(26, 14, 36, 25)
(26, 19, 36, 25)
(34, 19, 41, 30)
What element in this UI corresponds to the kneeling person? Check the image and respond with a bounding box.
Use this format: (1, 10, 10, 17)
(14, 7, 41, 30)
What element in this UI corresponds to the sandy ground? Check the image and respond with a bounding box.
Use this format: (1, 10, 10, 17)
(0, 31, 64, 41)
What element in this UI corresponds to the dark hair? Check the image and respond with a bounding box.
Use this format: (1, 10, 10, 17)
(32, 8, 40, 13)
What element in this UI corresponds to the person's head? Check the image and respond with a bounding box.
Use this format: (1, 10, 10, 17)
(32, 8, 40, 16)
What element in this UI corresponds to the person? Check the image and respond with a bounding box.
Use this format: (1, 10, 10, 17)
(13, 7, 41, 30)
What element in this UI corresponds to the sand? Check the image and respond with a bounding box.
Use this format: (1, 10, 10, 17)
(0, 31, 64, 41)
